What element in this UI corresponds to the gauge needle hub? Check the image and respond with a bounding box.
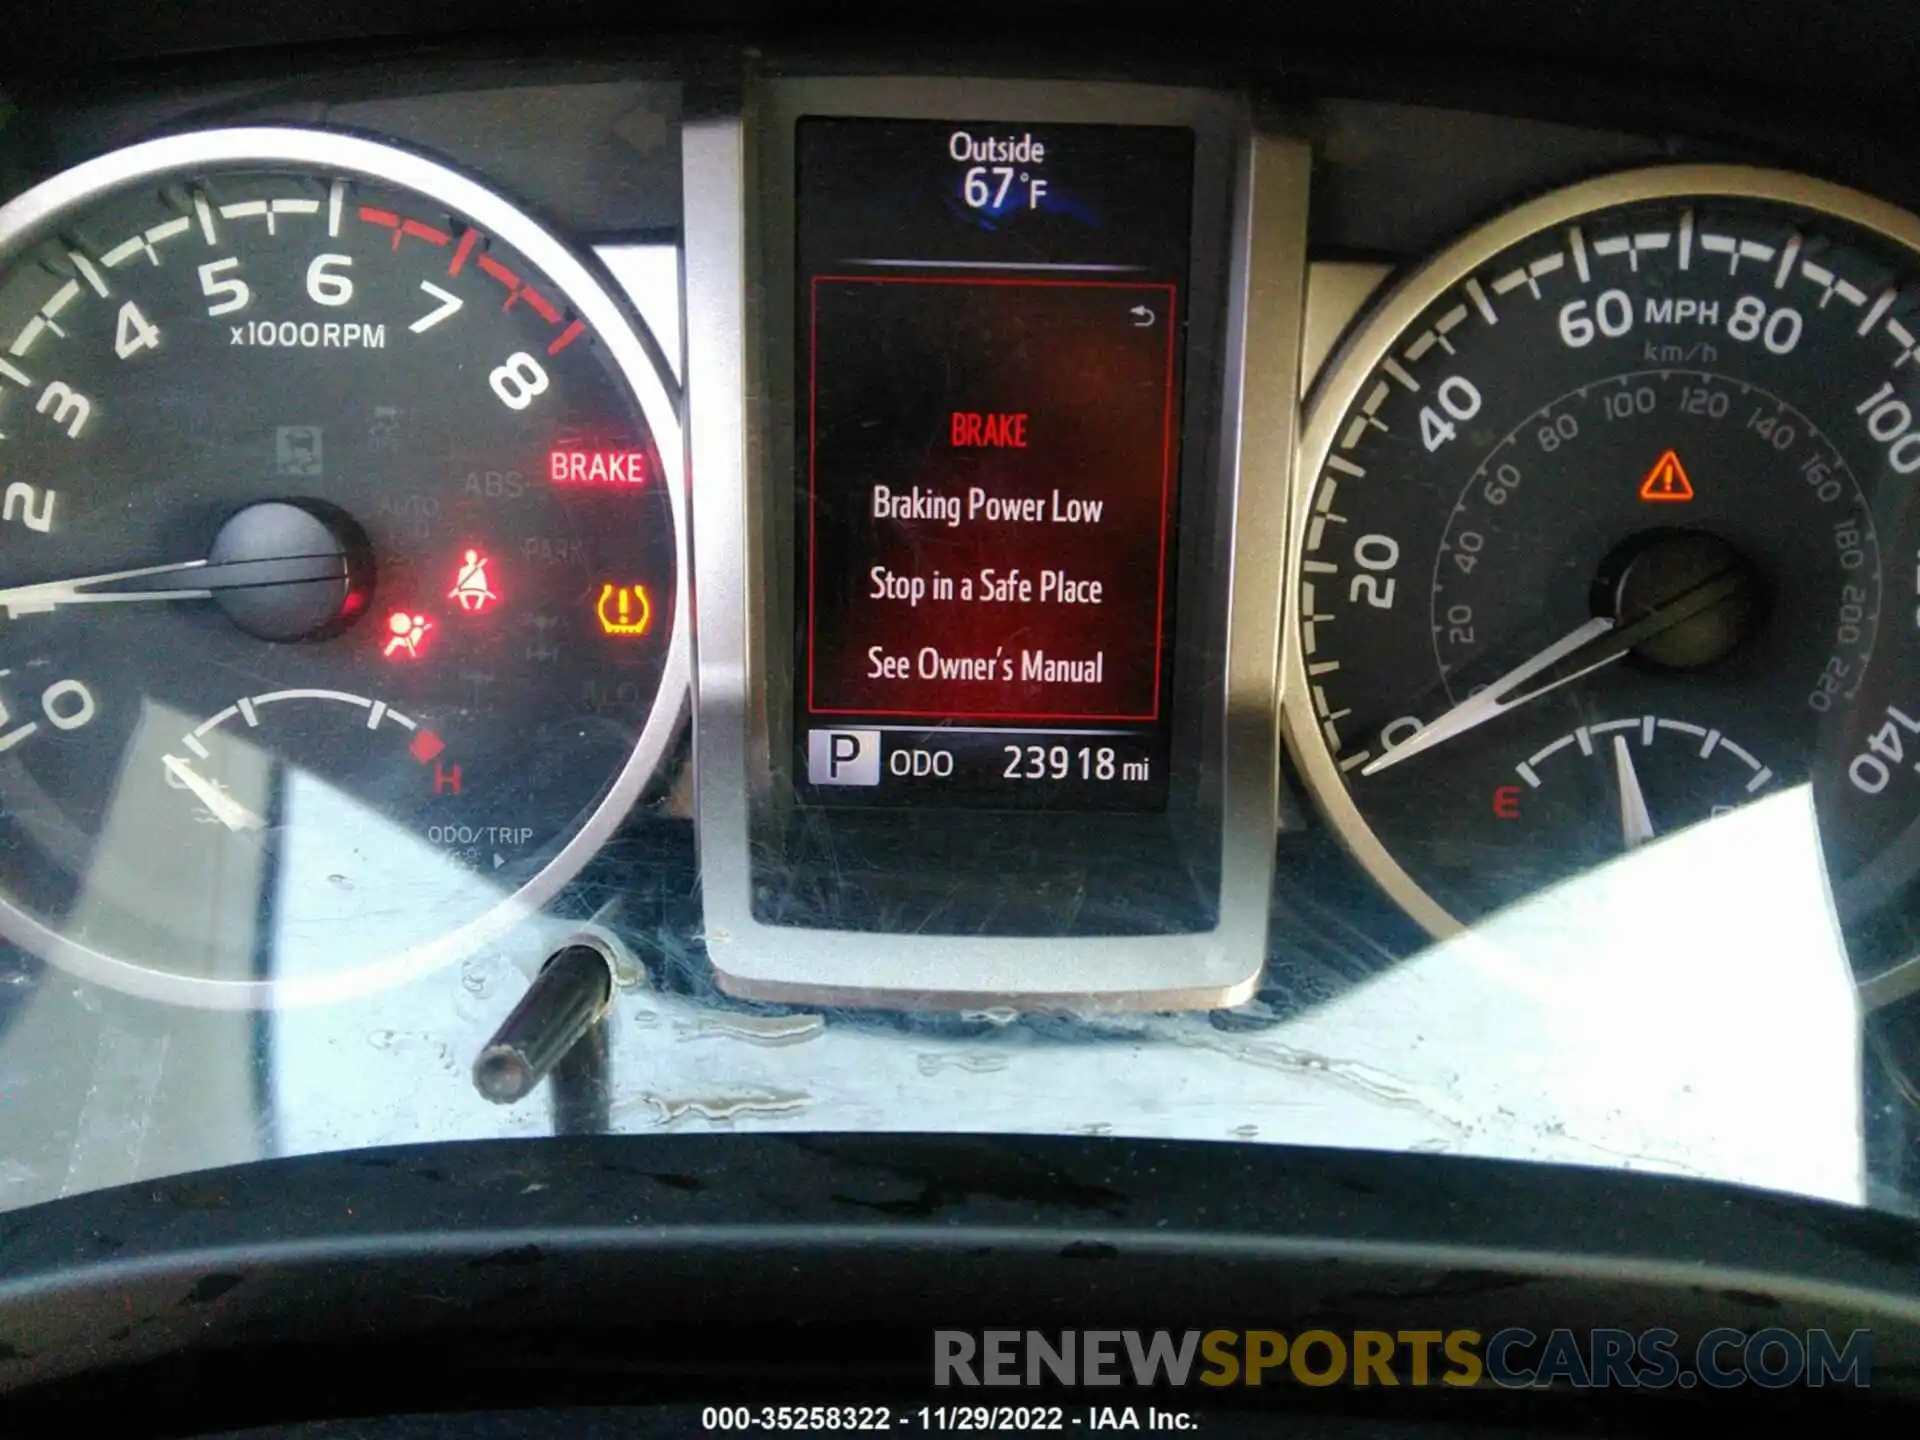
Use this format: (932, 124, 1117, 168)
(1611, 734, 1657, 850)
(1360, 567, 1748, 776)
(162, 755, 267, 833)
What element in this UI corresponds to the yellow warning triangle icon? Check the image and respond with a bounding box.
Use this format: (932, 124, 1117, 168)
(1638, 449, 1695, 503)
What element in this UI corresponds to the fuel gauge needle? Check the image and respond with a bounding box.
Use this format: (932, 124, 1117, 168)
(1612, 734, 1657, 851)
(163, 754, 267, 833)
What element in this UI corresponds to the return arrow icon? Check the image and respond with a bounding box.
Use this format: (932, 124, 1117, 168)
(1129, 304, 1156, 327)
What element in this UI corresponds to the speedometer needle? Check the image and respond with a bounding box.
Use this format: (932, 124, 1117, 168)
(1360, 566, 1748, 776)
(1612, 735, 1657, 850)
(1360, 617, 1617, 775)
(0, 553, 347, 619)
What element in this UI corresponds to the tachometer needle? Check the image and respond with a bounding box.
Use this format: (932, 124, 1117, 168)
(1611, 734, 1657, 850)
(0, 561, 212, 617)
(162, 754, 267, 833)
(0, 553, 346, 620)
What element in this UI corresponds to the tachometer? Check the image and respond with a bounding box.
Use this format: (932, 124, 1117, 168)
(1286, 167, 1920, 930)
(0, 129, 687, 1005)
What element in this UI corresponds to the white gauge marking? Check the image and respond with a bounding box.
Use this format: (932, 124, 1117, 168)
(1860, 289, 1897, 336)
(1465, 277, 1497, 324)
(70, 252, 108, 298)
(163, 755, 266, 833)
(145, 217, 191, 248)
(410, 281, 464, 333)
(1528, 734, 1575, 767)
(101, 235, 153, 268)
(1774, 235, 1802, 289)
(251, 688, 371, 709)
(1568, 225, 1591, 282)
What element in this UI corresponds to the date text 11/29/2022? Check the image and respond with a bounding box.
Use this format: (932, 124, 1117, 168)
(699, 1406, 1197, 1431)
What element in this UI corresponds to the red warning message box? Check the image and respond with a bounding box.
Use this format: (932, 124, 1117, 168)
(805, 275, 1181, 722)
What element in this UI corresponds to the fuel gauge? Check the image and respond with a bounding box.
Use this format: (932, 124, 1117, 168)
(1492, 714, 1777, 856)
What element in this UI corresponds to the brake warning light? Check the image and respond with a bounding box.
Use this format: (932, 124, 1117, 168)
(549, 450, 650, 486)
(1638, 449, 1695, 503)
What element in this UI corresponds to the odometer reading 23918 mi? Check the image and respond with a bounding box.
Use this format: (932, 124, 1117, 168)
(0, 129, 687, 1005)
(1286, 167, 1920, 930)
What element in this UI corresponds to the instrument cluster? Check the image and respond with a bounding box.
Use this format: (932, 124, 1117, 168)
(0, 43, 1911, 1211)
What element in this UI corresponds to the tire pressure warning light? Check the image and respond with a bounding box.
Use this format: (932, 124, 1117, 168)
(596, 582, 652, 637)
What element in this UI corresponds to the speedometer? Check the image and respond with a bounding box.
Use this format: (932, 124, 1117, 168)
(1286, 167, 1920, 930)
(0, 129, 687, 1006)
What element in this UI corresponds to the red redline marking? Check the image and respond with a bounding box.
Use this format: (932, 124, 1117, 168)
(357, 208, 413, 252)
(402, 219, 450, 248)
(448, 228, 479, 276)
(521, 285, 561, 324)
(547, 319, 587, 356)
(477, 254, 520, 296)
(805, 273, 1181, 725)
